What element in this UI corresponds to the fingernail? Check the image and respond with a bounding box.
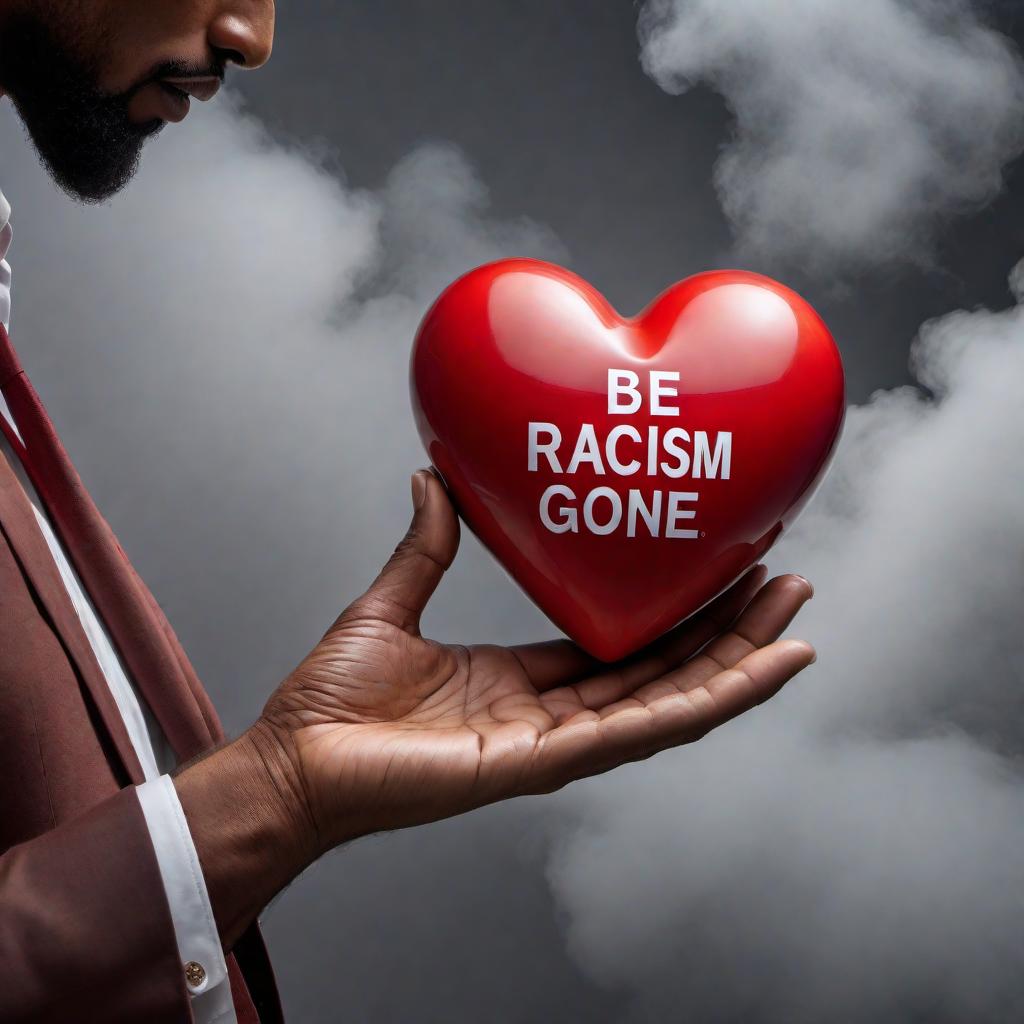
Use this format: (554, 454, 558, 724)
(795, 574, 814, 597)
(411, 469, 429, 510)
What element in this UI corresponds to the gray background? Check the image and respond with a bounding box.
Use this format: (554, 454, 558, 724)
(2, 2, 1023, 1021)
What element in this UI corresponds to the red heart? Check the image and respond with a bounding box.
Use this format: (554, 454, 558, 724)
(411, 259, 844, 661)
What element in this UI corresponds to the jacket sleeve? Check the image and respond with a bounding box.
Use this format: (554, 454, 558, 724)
(0, 785, 194, 1023)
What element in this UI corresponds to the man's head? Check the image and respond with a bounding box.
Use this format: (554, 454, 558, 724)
(0, 0, 274, 202)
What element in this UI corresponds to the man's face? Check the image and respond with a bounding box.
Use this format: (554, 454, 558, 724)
(0, 0, 275, 202)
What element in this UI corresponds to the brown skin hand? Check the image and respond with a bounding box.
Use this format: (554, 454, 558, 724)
(176, 471, 815, 948)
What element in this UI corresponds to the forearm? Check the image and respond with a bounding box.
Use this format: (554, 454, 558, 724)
(0, 788, 191, 1023)
(172, 723, 320, 950)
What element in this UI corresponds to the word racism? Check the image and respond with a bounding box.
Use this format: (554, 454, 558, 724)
(528, 370, 732, 539)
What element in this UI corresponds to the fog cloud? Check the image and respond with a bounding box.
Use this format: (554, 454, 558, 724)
(0, 93, 563, 692)
(541, 7, 1024, 1020)
(0, 92, 578, 1021)
(638, 0, 1024, 271)
(546, 277, 1024, 1020)
(3, 39, 1022, 1023)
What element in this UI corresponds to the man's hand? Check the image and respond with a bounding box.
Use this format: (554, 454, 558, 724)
(176, 470, 814, 947)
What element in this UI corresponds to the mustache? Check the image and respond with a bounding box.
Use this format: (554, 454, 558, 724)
(126, 58, 227, 96)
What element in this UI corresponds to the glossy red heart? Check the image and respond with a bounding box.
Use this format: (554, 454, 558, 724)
(411, 259, 844, 661)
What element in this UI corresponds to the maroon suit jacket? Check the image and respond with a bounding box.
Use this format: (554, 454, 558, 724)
(0, 324, 283, 1023)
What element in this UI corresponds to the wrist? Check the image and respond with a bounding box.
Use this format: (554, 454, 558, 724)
(243, 717, 322, 859)
(173, 726, 318, 949)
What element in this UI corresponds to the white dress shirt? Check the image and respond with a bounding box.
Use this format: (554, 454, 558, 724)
(0, 188, 236, 1024)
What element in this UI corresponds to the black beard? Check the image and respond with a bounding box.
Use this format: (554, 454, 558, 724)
(0, 13, 163, 203)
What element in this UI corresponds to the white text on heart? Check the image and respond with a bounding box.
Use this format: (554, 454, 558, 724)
(526, 369, 732, 539)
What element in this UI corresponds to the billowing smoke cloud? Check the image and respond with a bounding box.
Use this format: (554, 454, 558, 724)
(3, 36, 1023, 1023)
(0, 94, 582, 1022)
(546, 278, 1024, 1021)
(539, 5, 1024, 1021)
(638, 0, 1024, 270)
(0, 92, 564, 688)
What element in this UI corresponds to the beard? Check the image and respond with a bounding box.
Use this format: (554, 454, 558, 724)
(0, 12, 163, 204)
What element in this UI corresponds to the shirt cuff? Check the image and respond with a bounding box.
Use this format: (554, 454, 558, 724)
(136, 775, 237, 1024)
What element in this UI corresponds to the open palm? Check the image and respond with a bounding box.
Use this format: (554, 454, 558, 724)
(259, 471, 814, 851)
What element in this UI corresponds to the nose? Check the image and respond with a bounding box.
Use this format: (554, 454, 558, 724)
(208, 3, 275, 70)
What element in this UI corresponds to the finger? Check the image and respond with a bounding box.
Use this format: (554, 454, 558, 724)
(518, 565, 767, 694)
(591, 574, 812, 716)
(667, 574, 813, 691)
(508, 639, 601, 692)
(698, 637, 816, 723)
(535, 565, 769, 711)
(554, 573, 811, 722)
(342, 469, 460, 633)
(531, 639, 815, 791)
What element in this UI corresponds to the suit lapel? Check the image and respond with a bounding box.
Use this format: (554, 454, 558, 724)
(0, 325, 217, 763)
(0, 444, 146, 784)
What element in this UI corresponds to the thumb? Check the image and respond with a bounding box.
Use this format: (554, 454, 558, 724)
(344, 468, 460, 634)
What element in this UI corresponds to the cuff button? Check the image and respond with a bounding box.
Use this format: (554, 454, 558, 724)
(184, 961, 207, 989)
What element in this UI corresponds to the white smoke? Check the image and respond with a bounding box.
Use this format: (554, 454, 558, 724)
(541, 5, 1024, 1020)
(0, 90, 570, 1021)
(0, 92, 563, 696)
(3, 38, 1023, 1022)
(546, 276, 1024, 1021)
(638, 0, 1024, 271)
